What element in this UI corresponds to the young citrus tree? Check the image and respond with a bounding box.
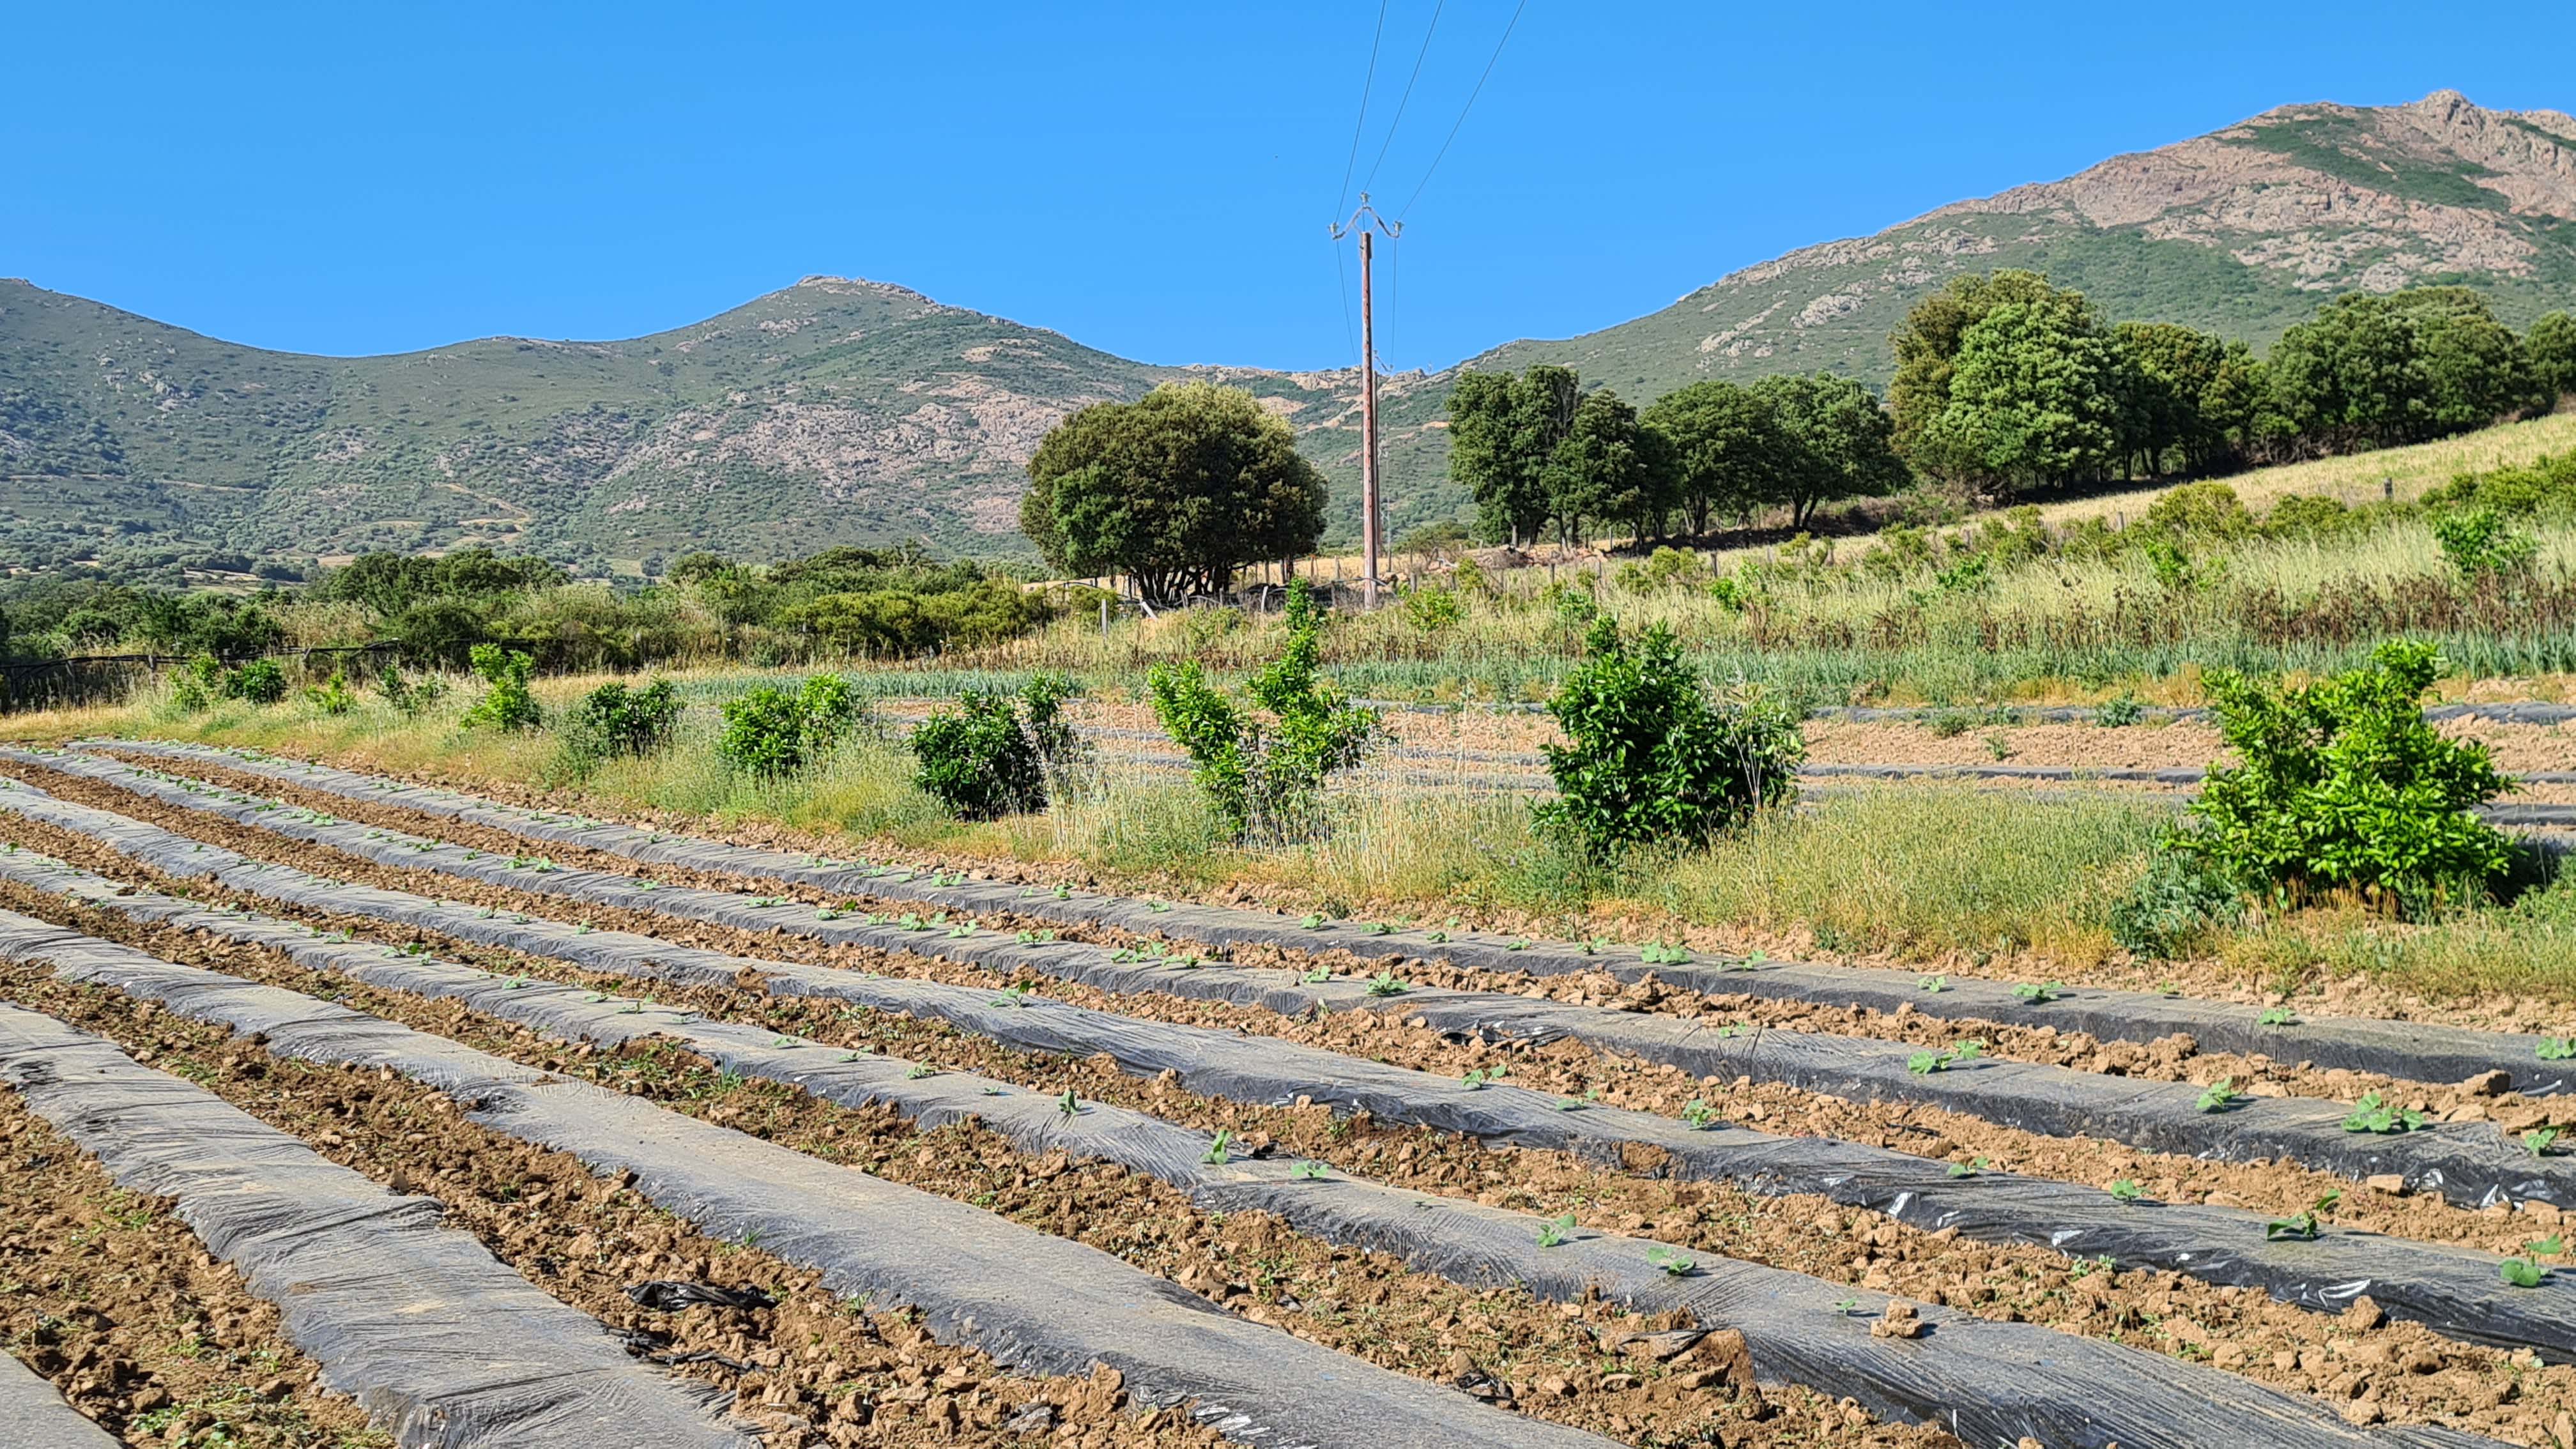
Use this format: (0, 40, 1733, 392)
(1147, 581, 1379, 841)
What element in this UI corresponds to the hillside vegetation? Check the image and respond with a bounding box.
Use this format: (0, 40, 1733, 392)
(5, 91, 2572, 576)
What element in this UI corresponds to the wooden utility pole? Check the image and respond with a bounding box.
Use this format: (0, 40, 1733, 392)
(1335, 194, 1401, 608)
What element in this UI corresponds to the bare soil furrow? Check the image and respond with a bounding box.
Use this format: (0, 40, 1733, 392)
(0, 880, 2543, 1449)
(0, 1095, 386, 1448)
(88, 741, 2575, 1093)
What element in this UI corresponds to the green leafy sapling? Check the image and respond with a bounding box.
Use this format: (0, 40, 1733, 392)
(2196, 1077, 2240, 1114)
(2503, 1236, 2562, 1289)
(1536, 1213, 1577, 1248)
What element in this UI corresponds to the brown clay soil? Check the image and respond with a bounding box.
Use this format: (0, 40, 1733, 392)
(4, 874, 2575, 1444)
(95, 745, 2576, 1042)
(42, 755, 2576, 1127)
(0, 950, 1925, 1449)
(0, 1097, 391, 1447)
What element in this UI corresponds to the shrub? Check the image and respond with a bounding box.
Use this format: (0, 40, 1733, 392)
(170, 654, 224, 712)
(1535, 618, 1804, 858)
(2095, 693, 2145, 728)
(375, 661, 446, 716)
(1399, 583, 1464, 633)
(304, 668, 357, 716)
(565, 679, 682, 762)
(1147, 580, 1381, 841)
(716, 672, 865, 777)
(2179, 640, 2515, 912)
(459, 644, 541, 732)
(224, 658, 288, 706)
(2431, 507, 2539, 581)
(2108, 839, 2244, 959)
(910, 675, 1082, 820)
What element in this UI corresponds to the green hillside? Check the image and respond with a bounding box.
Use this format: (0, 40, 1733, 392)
(1477, 91, 2576, 404)
(4, 91, 2572, 573)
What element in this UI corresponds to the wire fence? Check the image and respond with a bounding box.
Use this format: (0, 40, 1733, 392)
(0, 642, 399, 715)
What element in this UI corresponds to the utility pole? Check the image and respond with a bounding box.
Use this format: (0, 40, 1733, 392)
(1333, 194, 1401, 608)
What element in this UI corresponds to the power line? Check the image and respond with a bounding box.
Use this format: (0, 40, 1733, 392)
(1332, 0, 1392, 220)
(1395, 0, 1528, 222)
(1360, 0, 1446, 197)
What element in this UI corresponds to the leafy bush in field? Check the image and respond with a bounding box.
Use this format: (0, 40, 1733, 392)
(2108, 839, 2244, 958)
(1399, 583, 1464, 633)
(1536, 618, 1804, 857)
(224, 658, 288, 706)
(1148, 580, 1381, 841)
(716, 673, 865, 777)
(170, 655, 224, 712)
(2431, 507, 2540, 581)
(910, 675, 1082, 820)
(565, 679, 682, 762)
(374, 661, 445, 716)
(303, 668, 357, 716)
(459, 645, 540, 732)
(2179, 640, 2514, 912)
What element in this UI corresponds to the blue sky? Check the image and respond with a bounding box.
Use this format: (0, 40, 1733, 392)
(2, 1, 2563, 372)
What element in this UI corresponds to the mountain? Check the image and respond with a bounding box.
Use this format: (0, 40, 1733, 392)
(1480, 90, 2576, 399)
(0, 275, 1460, 571)
(4, 91, 2572, 575)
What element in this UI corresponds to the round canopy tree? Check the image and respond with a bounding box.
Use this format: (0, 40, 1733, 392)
(1021, 381, 1328, 608)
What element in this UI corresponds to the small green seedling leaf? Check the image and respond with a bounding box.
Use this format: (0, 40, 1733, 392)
(2108, 1178, 2145, 1203)
(1055, 1089, 1081, 1119)
(2526, 1127, 2561, 1158)
(1290, 1160, 1329, 1181)
(1536, 1213, 1576, 1248)
(1646, 1245, 1697, 1277)
(1202, 1130, 1233, 1165)
(1300, 967, 1333, 985)
(1947, 1156, 1987, 1179)
(1364, 972, 1408, 997)
(1917, 974, 1948, 993)
(2540, 1038, 2576, 1062)
(2012, 981, 2063, 1004)
(1300, 913, 1326, 930)
(1681, 1098, 1720, 1130)
(2258, 1006, 2298, 1027)
(2196, 1077, 2239, 1114)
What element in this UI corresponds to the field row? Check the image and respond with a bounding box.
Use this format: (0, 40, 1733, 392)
(8, 739, 2576, 1441)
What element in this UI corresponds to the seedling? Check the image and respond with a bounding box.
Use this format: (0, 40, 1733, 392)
(2012, 981, 2063, 1004)
(2196, 1077, 2239, 1114)
(1460, 1067, 1506, 1091)
(2257, 1006, 2299, 1027)
(1504, 939, 1531, 951)
(2155, 982, 2182, 998)
(1907, 1040, 1984, 1075)
(1300, 967, 1333, 985)
(2526, 1128, 2561, 1158)
(1553, 1087, 1601, 1112)
(1947, 1156, 1987, 1179)
(1425, 930, 1450, 944)
(1536, 1213, 1577, 1248)
(1055, 1089, 1080, 1120)
(1149, 900, 1172, 914)
(1300, 913, 1327, 930)
(1364, 972, 1408, 997)
(1202, 1130, 1234, 1165)
(2265, 1190, 2340, 1241)
(2108, 1178, 2145, 1203)
(1364, 922, 1392, 936)
(2540, 1038, 2576, 1062)
(990, 985, 1034, 1009)
(903, 1064, 935, 1080)
(1289, 1160, 1329, 1181)
(1918, 974, 1948, 993)
(2503, 1236, 2561, 1289)
(1680, 1098, 1721, 1130)
(1053, 884, 1072, 900)
(2340, 1091, 2426, 1135)
(1645, 1246, 1697, 1277)
(1832, 1298, 1860, 1315)
(1638, 941, 1692, 966)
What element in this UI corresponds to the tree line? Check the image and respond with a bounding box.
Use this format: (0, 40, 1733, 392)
(1447, 273, 2576, 547)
